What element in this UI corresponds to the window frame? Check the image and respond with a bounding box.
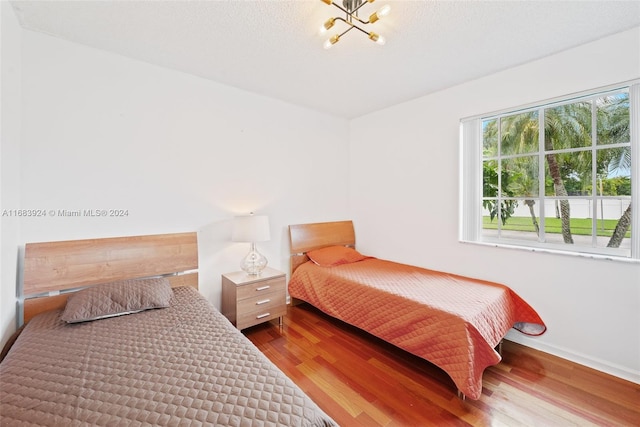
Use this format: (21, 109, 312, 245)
(460, 81, 639, 261)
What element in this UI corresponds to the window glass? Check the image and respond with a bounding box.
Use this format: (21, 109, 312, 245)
(545, 101, 591, 149)
(597, 93, 629, 145)
(483, 200, 541, 243)
(502, 156, 539, 197)
(469, 86, 635, 258)
(500, 111, 538, 155)
(482, 119, 498, 157)
(544, 151, 592, 196)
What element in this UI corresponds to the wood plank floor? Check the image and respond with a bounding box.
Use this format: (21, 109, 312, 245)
(244, 303, 640, 426)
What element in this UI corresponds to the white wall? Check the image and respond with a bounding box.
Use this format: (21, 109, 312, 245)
(0, 28, 350, 344)
(349, 27, 640, 383)
(0, 0, 22, 347)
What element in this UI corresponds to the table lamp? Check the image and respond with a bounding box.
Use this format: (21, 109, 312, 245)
(232, 213, 271, 275)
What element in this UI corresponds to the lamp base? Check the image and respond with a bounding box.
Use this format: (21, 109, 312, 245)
(240, 242, 268, 275)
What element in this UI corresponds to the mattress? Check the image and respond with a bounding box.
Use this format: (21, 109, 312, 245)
(0, 286, 337, 427)
(288, 258, 546, 400)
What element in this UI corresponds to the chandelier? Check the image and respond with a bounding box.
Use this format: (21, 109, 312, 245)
(319, 0, 391, 49)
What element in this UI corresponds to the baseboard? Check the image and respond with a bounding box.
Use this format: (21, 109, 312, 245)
(505, 332, 640, 385)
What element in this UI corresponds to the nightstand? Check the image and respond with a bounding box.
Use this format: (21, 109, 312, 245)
(221, 267, 287, 330)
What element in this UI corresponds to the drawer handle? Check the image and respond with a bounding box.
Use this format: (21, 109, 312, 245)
(256, 313, 271, 319)
(256, 299, 271, 305)
(256, 285, 270, 291)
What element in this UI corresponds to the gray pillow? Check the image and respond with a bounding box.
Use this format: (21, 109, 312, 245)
(61, 277, 172, 323)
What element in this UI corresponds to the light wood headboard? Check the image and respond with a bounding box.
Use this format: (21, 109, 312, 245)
(288, 220, 355, 274)
(22, 232, 198, 324)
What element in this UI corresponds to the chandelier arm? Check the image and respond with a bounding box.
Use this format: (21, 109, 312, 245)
(350, 25, 371, 36)
(353, 16, 371, 25)
(330, 3, 370, 25)
(339, 25, 357, 37)
(332, 17, 364, 37)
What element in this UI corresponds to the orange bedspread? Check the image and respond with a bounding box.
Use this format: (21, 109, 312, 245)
(288, 258, 546, 400)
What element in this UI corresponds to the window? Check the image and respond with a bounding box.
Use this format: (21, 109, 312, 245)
(460, 83, 638, 260)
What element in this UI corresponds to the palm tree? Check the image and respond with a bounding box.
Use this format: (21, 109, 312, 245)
(499, 112, 540, 233)
(543, 102, 593, 244)
(597, 94, 632, 248)
(544, 150, 573, 243)
(608, 203, 631, 247)
(512, 165, 540, 235)
(606, 146, 632, 248)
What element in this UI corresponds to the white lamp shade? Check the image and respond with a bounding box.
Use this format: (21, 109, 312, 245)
(232, 215, 271, 243)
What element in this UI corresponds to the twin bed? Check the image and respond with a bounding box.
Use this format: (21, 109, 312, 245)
(1, 220, 546, 425)
(288, 221, 546, 400)
(0, 232, 336, 426)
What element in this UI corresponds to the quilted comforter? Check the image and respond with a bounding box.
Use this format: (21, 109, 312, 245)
(289, 258, 546, 400)
(0, 286, 336, 426)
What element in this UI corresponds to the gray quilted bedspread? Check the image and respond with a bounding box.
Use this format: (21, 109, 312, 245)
(0, 287, 337, 426)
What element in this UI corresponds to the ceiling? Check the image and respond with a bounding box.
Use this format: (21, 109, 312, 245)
(9, 0, 640, 119)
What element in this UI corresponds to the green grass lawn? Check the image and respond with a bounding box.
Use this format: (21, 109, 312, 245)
(483, 216, 631, 238)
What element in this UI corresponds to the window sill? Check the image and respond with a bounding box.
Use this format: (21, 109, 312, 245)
(459, 239, 639, 264)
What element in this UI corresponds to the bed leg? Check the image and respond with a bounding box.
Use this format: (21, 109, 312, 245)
(457, 390, 466, 401)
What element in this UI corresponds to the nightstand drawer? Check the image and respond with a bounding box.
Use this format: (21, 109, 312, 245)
(237, 301, 287, 330)
(236, 276, 285, 300)
(238, 293, 284, 313)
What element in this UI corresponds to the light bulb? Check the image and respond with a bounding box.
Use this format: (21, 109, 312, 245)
(378, 4, 391, 17)
(369, 4, 390, 23)
(320, 18, 335, 33)
(323, 34, 340, 49)
(321, 0, 333, 5)
(368, 32, 385, 45)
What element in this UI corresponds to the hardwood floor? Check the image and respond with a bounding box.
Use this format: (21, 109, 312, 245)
(244, 303, 640, 426)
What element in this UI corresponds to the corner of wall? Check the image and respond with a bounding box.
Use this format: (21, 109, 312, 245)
(1, 0, 23, 348)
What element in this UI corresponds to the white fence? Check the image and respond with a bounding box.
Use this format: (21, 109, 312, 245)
(485, 198, 631, 220)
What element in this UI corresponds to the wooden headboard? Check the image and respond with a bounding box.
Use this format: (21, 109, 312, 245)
(22, 232, 198, 324)
(288, 220, 355, 274)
